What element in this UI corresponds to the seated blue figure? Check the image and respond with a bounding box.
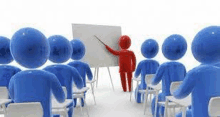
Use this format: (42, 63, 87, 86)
(43, 35, 84, 117)
(0, 36, 21, 89)
(9, 27, 65, 117)
(68, 39, 93, 107)
(173, 26, 220, 117)
(151, 34, 187, 117)
(134, 39, 160, 103)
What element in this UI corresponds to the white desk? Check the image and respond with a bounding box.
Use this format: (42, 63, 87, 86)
(165, 95, 191, 117)
(148, 84, 162, 117)
(52, 99, 73, 109)
(0, 99, 12, 114)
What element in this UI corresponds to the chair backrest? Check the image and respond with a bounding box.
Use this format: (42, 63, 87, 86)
(52, 86, 67, 100)
(5, 102, 43, 117)
(0, 87, 8, 99)
(170, 81, 182, 95)
(209, 97, 220, 116)
(145, 74, 155, 84)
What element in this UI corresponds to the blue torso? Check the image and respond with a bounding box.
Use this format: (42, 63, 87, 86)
(9, 70, 65, 117)
(0, 65, 20, 88)
(44, 64, 76, 99)
(139, 59, 159, 89)
(191, 65, 220, 117)
(159, 62, 186, 96)
(68, 61, 90, 86)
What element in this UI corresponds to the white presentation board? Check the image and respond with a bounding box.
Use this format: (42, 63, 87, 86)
(72, 24, 121, 68)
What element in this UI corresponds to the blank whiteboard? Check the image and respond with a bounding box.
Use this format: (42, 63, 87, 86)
(72, 24, 121, 68)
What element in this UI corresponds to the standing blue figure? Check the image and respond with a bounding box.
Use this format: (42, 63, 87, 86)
(134, 39, 160, 103)
(43, 35, 84, 117)
(151, 34, 187, 117)
(9, 27, 65, 117)
(68, 39, 93, 107)
(0, 36, 21, 90)
(173, 26, 220, 117)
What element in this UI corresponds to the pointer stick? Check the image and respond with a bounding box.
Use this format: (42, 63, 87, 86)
(94, 35, 106, 45)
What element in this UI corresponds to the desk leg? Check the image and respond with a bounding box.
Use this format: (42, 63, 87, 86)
(164, 97, 169, 117)
(182, 107, 186, 117)
(154, 91, 159, 117)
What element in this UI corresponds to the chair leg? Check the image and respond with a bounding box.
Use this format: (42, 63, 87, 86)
(173, 107, 175, 117)
(143, 93, 149, 115)
(79, 98, 84, 116)
(82, 97, 89, 117)
(90, 83, 96, 105)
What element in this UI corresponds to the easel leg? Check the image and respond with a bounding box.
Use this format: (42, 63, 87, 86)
(107, 67, 114, 91)
(93, 68, 97, 89)
(96, 67, 99, 88)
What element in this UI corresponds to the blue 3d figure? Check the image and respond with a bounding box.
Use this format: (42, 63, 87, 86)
(43, 35, 84, 117)
(0, 36, 21, 90)
(151, 34, 187, 117)
(9, 27, 65, 117)
(68, 39, 93, 107)
(134, 39, 159, 103)
(173, 26, 220, 117)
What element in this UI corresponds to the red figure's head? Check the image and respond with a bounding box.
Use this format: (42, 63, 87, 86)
(119, 35, 131, 49)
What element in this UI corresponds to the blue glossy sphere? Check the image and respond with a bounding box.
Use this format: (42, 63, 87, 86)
(70, 39, 85, 60)
(0, 36, 13, 64)
(48, 35, 72, 63)
(192, 26, 220, 64)
(10, 27, 49, 68)
(162, 34, 187, 60)
(141, 39, 159, 58)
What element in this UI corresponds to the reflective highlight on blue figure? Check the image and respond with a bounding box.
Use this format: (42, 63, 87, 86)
(0, 36, 21, 91)
(9, 27, 65, 117)
(151, 34, 187, 117)
(134, 39, 159, 103)
(173, 26, 220, 117)
(68, 39, 93, 107)
(44, 35, 84, 117)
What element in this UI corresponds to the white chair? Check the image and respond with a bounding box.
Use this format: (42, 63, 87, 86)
(130, 76, 141, 101)
(86, 79, 96, 105)
(209, 97, 220, 117)
(72, 86, 90, 117)
(52, 87, 70, 117)
(142, 74, 159, 115)
(5, 102, 43, 117)
(0, 87, 10, 115)
(158, 81, 183, 117)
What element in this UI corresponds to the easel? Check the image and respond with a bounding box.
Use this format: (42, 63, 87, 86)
(93, 67, 114, 91)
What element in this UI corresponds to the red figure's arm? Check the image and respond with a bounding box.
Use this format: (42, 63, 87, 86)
(131, 51, 136, 71)
(105, 45, 120, 56)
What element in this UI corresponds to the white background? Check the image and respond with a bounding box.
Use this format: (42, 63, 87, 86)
(0, 0, 219, 116)
(0, 0, 220, 71)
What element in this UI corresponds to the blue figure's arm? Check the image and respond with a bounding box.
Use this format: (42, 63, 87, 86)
(50, 74, 65, 103)
(71, 67, 84, 89)
(85, 64, 93, 81)
(151, 64, 165, 85)
(173, 70, 197, 99)
(134, 61, 143, 78)
(8, 76, 15, 100)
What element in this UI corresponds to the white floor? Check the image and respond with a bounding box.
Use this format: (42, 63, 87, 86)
(0, 67, 153, 117)
(73, 67, 153, 117)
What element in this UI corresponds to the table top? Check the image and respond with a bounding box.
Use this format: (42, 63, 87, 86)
(148, 84, 162, 91)
(0, 99, 11, 105)
(52, 99, 73, 109)
(72, 87, 89, 94)
(166, 94, 191, 107)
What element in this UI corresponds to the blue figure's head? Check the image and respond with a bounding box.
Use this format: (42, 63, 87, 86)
(0, 36, 13, 64)
(141, 39, 159, 58)
(48, 35, 72, 63)
(162, 34, 187, 60)
(70, 39, 85, 60)
(192, 26, 220, 64)
(10, 27, 49, 68)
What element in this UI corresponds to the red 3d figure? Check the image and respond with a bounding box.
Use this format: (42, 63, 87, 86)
(105, 35, 136, 92)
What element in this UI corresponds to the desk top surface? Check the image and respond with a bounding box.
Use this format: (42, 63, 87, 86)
(52, 99, 73, 109)
(166, 95, 191, 107)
